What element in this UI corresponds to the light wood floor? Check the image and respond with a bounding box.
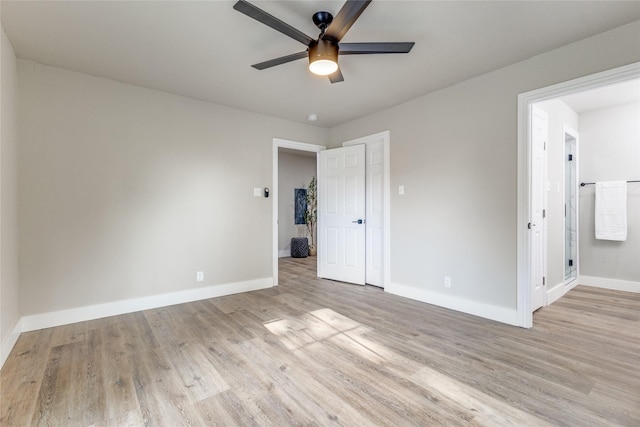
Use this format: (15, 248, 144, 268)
(1, 257, 638, 426)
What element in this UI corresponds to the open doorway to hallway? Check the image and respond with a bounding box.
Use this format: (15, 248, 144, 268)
(272, 132, 391, 289)
(272, 139, 325, 285)
(277, 147, 319, 278)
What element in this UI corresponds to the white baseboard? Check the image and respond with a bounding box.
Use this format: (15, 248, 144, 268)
(546, 282, 566, 305)
(20, 277, 273, 333)
(547, 278, 581, 306)
(278, 250, 290, 258)
(386, 282, 519, 327)
(1, 278, 272, 370)
(578, 275, 640, 293)
(1, 319, 22, 370)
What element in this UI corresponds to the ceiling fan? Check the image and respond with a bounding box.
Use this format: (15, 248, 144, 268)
(233, 0, 415, 83)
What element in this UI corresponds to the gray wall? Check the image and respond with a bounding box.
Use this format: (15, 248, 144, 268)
(579, 102, 640, 282)
(17, 60, 327, 316)
(6, 19, 640, 333)
(534, 99, 579, 289)
(329, 21, 640, 313)
(278, 151, 316, 256)
(1, 24, 20, 353)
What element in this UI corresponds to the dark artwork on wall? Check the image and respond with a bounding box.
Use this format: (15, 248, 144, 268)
(294, 188, 307, 225)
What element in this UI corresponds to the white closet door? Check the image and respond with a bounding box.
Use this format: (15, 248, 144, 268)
(365, 140, 384, 287)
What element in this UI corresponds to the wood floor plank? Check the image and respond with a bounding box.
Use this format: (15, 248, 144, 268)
(1, 256, 638, 426)
(128, 348, 203, 426)
(0, 328, 54, 425)
(195, 389, 262, 427)
(410, 365, 553, 426)
(98, 322, 143, 424)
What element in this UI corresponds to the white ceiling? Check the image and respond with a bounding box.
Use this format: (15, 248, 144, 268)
(559, 79, 640, 114)
(2, 1, 639, 128)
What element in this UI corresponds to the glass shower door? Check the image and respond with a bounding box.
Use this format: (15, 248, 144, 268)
(564, 131, 578, 282)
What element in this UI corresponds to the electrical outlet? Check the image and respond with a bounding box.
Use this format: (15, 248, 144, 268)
(444, 276, 452, 288)
(196, 271, 204, 282)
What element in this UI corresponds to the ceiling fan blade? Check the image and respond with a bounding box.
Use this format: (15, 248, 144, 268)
(251, 51, 308, 70)
(339, 42, 415, 55)
(323, 0, 372, 43)
(328, 68, 344, 84)
(233, 0, 314, 46)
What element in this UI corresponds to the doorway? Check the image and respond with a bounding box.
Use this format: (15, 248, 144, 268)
(272, 139, 325, 286)
(517, 62, 640, 328)
(272, 132, 391, 289)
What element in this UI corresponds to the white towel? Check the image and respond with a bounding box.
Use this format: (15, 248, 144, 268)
(595, 181, 627, 241)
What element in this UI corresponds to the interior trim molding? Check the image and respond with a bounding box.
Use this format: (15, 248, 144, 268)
(20, 277, 273, 333)
(278, 250, 290, 258)
(547, 278, 580, 306)
(546, 282, 566, 306)
(1, 319, 22, 370)
(579, 275, 640, 293)
(387, 282, 519, 326)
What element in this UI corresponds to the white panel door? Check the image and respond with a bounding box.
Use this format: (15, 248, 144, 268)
(365, 141, 384, 287)
(318, 145, 366, 285)
(531, 106, 548, 312)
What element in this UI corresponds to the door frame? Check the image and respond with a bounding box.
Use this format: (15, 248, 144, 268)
(343, 131, 391, 288)
(516, 62, 639, 328)
(272, 138, 325, 286)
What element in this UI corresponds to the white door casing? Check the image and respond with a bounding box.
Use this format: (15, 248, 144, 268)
(530, 106, 548, 312)
(318, 145, 366, 285)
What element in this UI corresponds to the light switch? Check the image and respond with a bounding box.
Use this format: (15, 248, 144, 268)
(399, 185, 405, 195)
(253, 188, 262, 197)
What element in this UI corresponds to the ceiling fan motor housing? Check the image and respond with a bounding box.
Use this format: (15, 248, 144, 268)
(308, 39, 339, 75)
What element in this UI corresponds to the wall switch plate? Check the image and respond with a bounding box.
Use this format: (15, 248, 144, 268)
(444, 276, 452, 288)
(399, 185, 405, 195)
(253, 188, 262, 197)
(196, 271, 204, 282)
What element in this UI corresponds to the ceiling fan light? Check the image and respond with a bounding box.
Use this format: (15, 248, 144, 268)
(308, 39, 338, 76)
(309, 59, 338, 76)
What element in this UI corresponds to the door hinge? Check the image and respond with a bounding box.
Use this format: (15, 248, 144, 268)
(569, 259, 573, 267)
(568, 154, 573, 161)
(543, 276, 546, 286)
(544, 141, 547, 150)
(528, 222, 531, 229)
(542, 209, 546, 219)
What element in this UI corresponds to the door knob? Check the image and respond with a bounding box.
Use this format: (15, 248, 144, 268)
(352, 219, 365, 224)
